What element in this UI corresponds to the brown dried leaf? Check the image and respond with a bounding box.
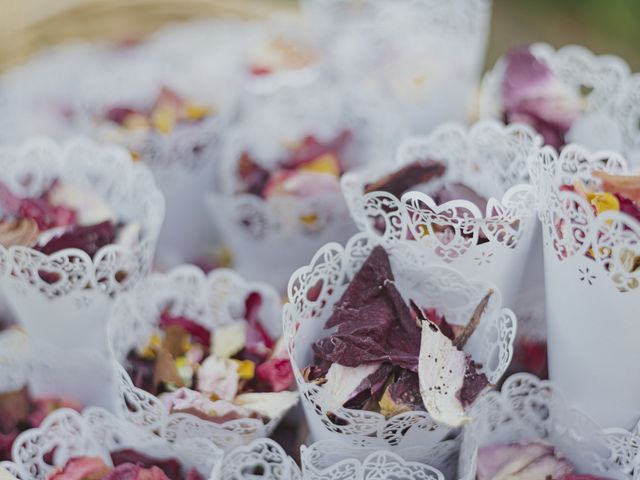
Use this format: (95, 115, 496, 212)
(161, 325, 190, 358)
(0, 218, 39, 247)
(453, 290, 494, 349)
(153, 347, 184, 390)
(0, 387, 30, 432)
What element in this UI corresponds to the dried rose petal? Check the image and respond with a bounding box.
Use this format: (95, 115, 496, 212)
(262, 170, 341, 199)
(47, 456, 111, 480)
(321, 363, 381, 405)
(477, 441, 573, 480)
(162, 387, 254, 423)
(435, 182, 488, 213)
(287, 132, 351, 170)
(153, 347, 184, 391)
(19, 197, 77, 231)
(364, 160, 446, 198)
(0, 429, 18, 462)
(564, 476, 612, 480)
(615, 194, 640, 222)
(238, 153, 271, 196)
(244, 292, 274, 358)
(106, 107, 142, 125)
(48, 184, 115, 226)
(105, 463, 170, 480)
(418, 321, 469, 427)
(313, 246, 421, 371)
(111, 449, 181, 479)
(126, 351, 156, 394)
(592, 171, 640, 203)
(383, 369, 424, 415)
(37, 221, 116, 257)
(197, 356, 239, 401)
(212, 320, 246, 359)
(160, 312, 211, 348)
(343, 363, 393, 410)
(502, 47, 582, 149)
(234, 391, 298, 420)
(255, 357, 294, 393)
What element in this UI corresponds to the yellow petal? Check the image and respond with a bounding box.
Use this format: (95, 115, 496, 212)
(233, 359, 255, 380)
(183, 102, 212, 121)
(587, 192, 619, 214)
(299, 153, 341, 177)
(151, 105, 175, 134)
(299, 213, 318, 225)
(123, 113, 150, 131)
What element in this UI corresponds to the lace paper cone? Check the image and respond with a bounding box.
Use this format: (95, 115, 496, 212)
(0, 43, 110, 145)
(458, 373, 639, 479)
(1, 408, 224, 480)
(220, 438, 301, 480)
(76, 46, 241, 267)
(301, 437, 459, 480)
(529, 144, 640, 429)
(207, 81, 402, 292)
(107, 266, 295, 450)
(302, 0, 492, 135)
(0, 330, 115, 412)
(341, 121, 542, 316)
(480, 43, 640, 165)
(283, 231, 517, 446)
(0, 139, 163, 353)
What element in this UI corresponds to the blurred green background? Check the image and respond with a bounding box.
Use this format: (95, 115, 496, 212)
(488, 0, 640, 70)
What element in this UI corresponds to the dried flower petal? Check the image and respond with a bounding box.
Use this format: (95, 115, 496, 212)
(197, 355, 239, 401)
(103, 464, 170, 480)
(502, 47, 582, 148)
(47, 456, 111, 480)
(18, 197, 77, 231)
(321, 363, 381, 405)
(435, 182, 488, 213)
(477, 441, 573, 480)
(364, 160, 446, 198)
(380, 369, 424, 418)
(255, 357, 294, 392)
(48, 183, 115, 226)
(418, 321, 470, 427)
(313, 246, 421, 371)
(153, 347, 184, 391)
(0, 218, 39, 247)
(234, 391, 298, 420)
(593, 171, 640, 203)
(0, 388, 30, 433)
(160, 313, 211, 348)
(161, 387, 253, 422)
(37, 221, 116, 257)
(111, 449, 181, 479)
(212, 320, 246, 359)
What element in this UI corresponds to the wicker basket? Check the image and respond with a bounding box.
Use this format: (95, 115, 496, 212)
(0, 0, 296, 72)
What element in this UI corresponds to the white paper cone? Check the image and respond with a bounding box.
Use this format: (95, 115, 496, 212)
(75, 43, 242, 267)
(3, 407, 224, 480)
(530, 144, 640, 429)
(107, 266, 293, 450)
(479, 43, 640, 166)
(458, 373, 638, 480)
(0, 330, 115, 411)
(0, 139, 163, 353)
(209, 80, 401, 293)
(303, 0, 492, 135)
(301, 437, 459, 480)
(341, 121, 542, 313)
(284, 231, 517, 447)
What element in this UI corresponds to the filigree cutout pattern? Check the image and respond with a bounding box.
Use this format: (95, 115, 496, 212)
(341, 121, 541, 307)
(2, 408, 224, 480)
(108, 266, 292, 450)
(529, 144, 640, 291)
(284, 231, 516, 447)
(480, 43, 640, 164)
(458, 374, 640, 480)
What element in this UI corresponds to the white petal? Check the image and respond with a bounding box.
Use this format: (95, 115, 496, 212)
(418, 322, 469, 427)
(49, 183, 116, 225)
(322, 363, 381, 406)
(212, 320, 246, 359)
(234, 391, 298, 420)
